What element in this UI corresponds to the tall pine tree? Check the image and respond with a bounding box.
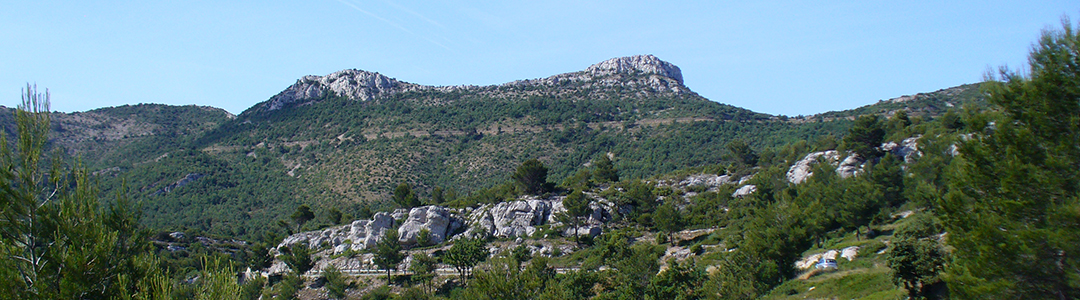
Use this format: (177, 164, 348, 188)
(940, 18, 1080, 299)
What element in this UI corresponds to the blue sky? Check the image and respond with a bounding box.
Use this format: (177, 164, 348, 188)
(2, 1, 1077, 116)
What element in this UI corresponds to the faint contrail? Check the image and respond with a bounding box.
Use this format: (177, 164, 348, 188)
(332, 0, 453, 51)
(381, 0, 444, 28)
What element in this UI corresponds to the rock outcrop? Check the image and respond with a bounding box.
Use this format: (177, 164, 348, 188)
(835, 154, 864, 178)
(256, 55, 690, 113)
(840, 246, 860, 261)
(276, 195, 617, 254)
(473, 200, 553, 238)
(732, 184, 757, 198)
(882, 136, 922, 163)
(787, 151, 840, 184)
(397, 205, 456, 247)
(153, 173, 205, 195)
(584, 55, 684, 84)
(677, 174, 734, 189)
(787, 136, 923, 184)
(260, 69, 423, 111)
(277, 212, 394, 254)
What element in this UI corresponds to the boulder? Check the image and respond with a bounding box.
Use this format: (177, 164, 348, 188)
(787, 151, 840, 184)
(277, 211, 393, 254)
(397, 206, 453, 247)
(835, 154, 863, 178)
(489, 200, 551, 237)
(840, 246, 860, 261)
(732, 185, 757, 198)
(677, 174, 733, 189)
(564, 225, 603, 237)
(889, 136, 922, 163)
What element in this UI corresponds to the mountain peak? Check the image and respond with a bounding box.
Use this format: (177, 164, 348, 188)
(254, 55, 689, 113)
(258, 69, 422, 112)
(585, 55, 683, 84)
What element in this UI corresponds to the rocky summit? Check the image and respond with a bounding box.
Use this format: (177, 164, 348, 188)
(259, 69, 424, 112)
(255, 54, 690, 113)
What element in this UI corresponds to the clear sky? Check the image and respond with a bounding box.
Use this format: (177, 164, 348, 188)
(3, 1, 1078, 116)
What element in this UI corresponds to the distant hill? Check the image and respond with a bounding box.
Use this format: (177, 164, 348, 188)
(0, 103, 233, 168)
(793, 83, 987, 122)
(6, 55, 985, 238)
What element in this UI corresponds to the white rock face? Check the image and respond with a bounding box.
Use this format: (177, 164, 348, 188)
(835, 154, 864, 178)
(788, 139, 924, 183)
(796, 252, 824, 270)
(787, 151, 840, 184)
(259, 55, 689, 113)
(488, 200, 551, 238)
(732, 185, 757, 198)
(840, 246, 860, 261)
(678, 174, 733, 189)
(261, 69, 423, 111)
(585, 55, 684, 84)
(882, 136, 922, 163)
(564, 225, 603, 237)
(277, 212, 393, 253)
(797, 250, 839, 270)
(501, 55, 688, 96)
(397, 206, 453, 247)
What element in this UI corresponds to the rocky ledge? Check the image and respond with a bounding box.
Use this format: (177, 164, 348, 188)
(275, 195, 616, 257)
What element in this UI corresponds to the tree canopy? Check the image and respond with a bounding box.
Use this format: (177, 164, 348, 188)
(512, 159, 551, 195)
(940, 18, 1080, 298)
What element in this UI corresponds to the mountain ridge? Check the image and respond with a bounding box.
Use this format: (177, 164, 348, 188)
(253, 54, 690, 114)
(2, 54, 988, 239)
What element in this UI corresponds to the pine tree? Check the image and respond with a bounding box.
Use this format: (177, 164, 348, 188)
(592, 155, 619, 183)
(940, 18, 1080, 298)
(374, 228, 405, 282)
(0, 85, 155, 299)
(562, 189, 590, 238)
(841, 115, 886, 160)
(444, 237, 487, 285)
(512, 159, 550, 195)
(408, 252, 437, 294)
(653, 202, 681, 244)
(279, 243, 314, 275)
(323, 265, 348, 300)
(393, 183, 420, 209)
(290, 204, 315, 231)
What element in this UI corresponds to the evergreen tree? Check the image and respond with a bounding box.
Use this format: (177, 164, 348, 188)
(323, 265, 348, 300)
(444, 237, 487, 284)
(869, 153, 905, 208)
(328, 207, 344, 225)
(393, 183, 420, 209)
(408, 252, 437, 294)
(887, 238, 947, 299)
(592, 154, 619, 183)
(841, 115, 886, 160)
(562, 189, 590, 238)
(726, 139, 759, 168)
(653, 202, 681, 243)
(512, 159, 551, 195)
(290, 204, 315, 231)
(373, 228, 405, 281)
(431, 186, 445, 204)
(940, 18, 1080, 298)
(279, 243, 314, 275)
(0, 85, 155, 299)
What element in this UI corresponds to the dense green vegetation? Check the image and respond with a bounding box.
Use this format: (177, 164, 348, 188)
(65, 62, 856, 239)
(4, 20, 1079, 299)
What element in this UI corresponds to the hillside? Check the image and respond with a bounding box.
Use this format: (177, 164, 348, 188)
(0, 103, 233, 169)
(13, 55, 982, 239)
(5, 19, 1078, 299)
